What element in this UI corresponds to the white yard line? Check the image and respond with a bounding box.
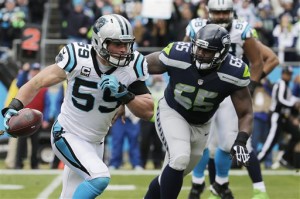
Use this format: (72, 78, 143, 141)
(36, 175, 63, 199)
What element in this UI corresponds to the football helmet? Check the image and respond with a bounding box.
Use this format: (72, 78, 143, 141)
(208, 0, 234, 28)
(191, 24, 231, 70)
(92, 14, 135, 67)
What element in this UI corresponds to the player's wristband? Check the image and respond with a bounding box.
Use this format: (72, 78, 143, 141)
(1, 98, 24, 117)
(235, 131, 249, 145)
(118, 92, 135, 104)
(260, 71, 267, 79)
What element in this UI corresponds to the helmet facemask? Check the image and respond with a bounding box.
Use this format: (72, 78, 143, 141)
(209, 10, 234, 29)
(192, 39, 221, 70)
(97, 38, 135, 67)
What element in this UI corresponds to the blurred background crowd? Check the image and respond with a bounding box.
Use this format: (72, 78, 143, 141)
(0, 0, 299, 170)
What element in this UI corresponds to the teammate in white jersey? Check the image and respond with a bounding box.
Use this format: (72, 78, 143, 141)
(2, 14, 154, 199)
(184, 0, 278, 199)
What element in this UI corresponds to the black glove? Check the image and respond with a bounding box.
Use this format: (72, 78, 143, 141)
(230, 131, 250, 167)
(1, 98, 24, 132)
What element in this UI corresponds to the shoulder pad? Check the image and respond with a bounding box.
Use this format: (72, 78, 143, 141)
(231, 19, 253, 40)
(159, 42, 192, 70)
(217, 54, 250, 87)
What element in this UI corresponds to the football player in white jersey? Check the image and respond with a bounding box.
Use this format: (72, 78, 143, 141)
(144, 24, 253, 199)
(1, 14, 154, 199)
(184, 0, 278, 199)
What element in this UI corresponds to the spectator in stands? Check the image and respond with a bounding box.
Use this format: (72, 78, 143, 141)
(109, 107, 143, 170)
(150, 19, 171, 48)
(14, 62, 50, 169)
(273, 13, 298, 63)
(235, 0, 259, 28)
(27, 0, 47, 24)
(16, 0, 29, 21)
(0, 0, 26, 48)
(255, 3, 276, 46)
(132, 16, 151, 48)
(278, 0, 299, 24)
(63, 0, 93, 43)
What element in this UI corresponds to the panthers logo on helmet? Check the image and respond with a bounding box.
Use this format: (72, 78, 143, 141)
(94, 17, 108, 31)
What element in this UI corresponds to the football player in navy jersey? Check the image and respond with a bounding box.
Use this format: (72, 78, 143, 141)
(2, 14, 153, 199)
(185, 0, 278, 198)
(143, 24, 253, 199)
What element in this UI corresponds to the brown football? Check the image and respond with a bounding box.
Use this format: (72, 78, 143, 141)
(7, 108, 43, 137)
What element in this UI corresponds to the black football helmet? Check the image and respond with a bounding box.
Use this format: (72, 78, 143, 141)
(191, 24, 231, 70)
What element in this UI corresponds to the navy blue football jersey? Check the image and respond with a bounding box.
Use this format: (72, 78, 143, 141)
(159, 42, 250, 124)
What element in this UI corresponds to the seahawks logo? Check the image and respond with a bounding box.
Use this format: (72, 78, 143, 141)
(222, 35, 231, 46)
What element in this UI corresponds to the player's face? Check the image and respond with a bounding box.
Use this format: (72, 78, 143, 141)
(210, 10, 231, 24)
(195, 47, 216, 63)
(107, 41, 131, 58)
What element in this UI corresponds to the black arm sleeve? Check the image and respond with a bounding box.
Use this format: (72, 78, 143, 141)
(128, 80, 151, 95)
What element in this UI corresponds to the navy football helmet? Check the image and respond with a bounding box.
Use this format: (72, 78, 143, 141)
(92, 14, 135, 67)
(191, 24, 231, 70)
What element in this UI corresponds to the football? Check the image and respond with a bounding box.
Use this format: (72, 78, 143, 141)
(7, 108, 43, 137)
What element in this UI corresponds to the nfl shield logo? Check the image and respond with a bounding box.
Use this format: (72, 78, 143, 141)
(198, 79, 204, 85)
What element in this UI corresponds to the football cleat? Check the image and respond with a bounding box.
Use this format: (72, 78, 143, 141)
(211, 182, 234, 199)
(188, 182, 205, 199)
(251, 189, 270, 199)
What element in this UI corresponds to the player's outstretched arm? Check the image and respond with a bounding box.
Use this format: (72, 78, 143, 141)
(126, 93, 153, 121)
(146, 52, 167, 74)
(15, 64, 67, 107)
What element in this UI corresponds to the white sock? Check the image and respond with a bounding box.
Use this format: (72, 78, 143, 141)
(215, 176, 229, 185)
(253, 182, 266, 192)
(192, 176, 205, 184)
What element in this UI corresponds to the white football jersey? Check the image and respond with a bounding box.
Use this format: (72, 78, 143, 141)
(55, 42, 149, 142)
(185, 18, 253, 58)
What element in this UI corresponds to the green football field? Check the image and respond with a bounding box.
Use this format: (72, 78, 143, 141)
(0, 169, 299, 199)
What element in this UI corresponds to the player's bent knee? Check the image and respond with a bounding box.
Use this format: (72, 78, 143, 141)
(169, 154, 190, 170)
(88, 177, 110, 195)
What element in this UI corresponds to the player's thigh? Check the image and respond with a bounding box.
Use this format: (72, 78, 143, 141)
(184, 122, 211, 175)
(155, 99, 191, 170)
(51, 126, 109, 179)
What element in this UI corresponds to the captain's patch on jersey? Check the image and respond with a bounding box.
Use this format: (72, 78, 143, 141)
(81, 66, 91, 77)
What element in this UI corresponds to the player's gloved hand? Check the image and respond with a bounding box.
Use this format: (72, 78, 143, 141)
(98, 75, 135, 104)
(230, 131, 250, 167)
(1, 98, 24, 131)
